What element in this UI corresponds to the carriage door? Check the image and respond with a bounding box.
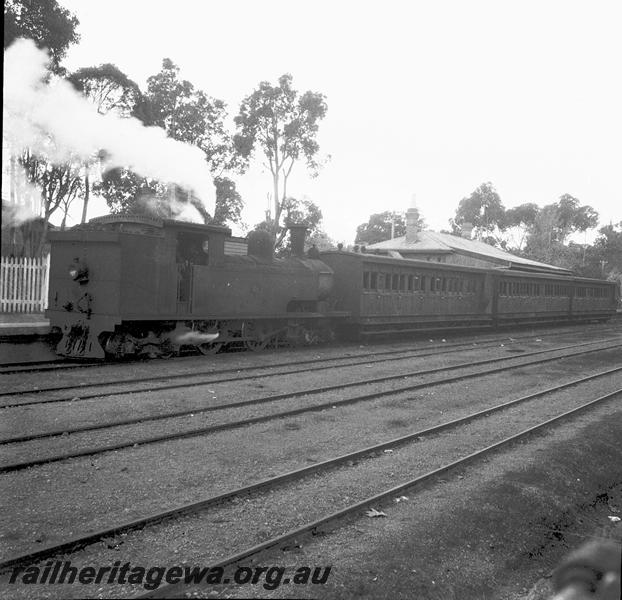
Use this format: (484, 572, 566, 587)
(176, 233, 208, 315)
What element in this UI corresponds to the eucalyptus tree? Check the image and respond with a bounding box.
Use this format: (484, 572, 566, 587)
(143, 58, 243, 225)
(68, 64, 143, 222)
(233, 74, 328, 244)
(451, 182, 506, 243)
(4, 0, 79, 73)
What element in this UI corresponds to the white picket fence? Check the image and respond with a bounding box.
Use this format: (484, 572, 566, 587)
(0, 255, 50, 313)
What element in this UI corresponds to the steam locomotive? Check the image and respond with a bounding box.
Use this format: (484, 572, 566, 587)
(45, 216, 618, 359)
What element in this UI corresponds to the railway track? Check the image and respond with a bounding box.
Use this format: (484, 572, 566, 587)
(144, 388, 622, 599)
(0, 360, 100, 375)
(1, 340, 620, 472)
(0, 318, 616, 376)
(1, 330, 620, 410)
(1, 371, 619, 589)
(0, 321, 615, 376)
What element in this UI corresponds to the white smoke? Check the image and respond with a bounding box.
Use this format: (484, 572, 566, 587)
(137, 193, 205, 224)
(1, 199, 39, 227)
(3, 39, 215, 217)
(172, 331, 220, 345)
(1, 159, 44, 226)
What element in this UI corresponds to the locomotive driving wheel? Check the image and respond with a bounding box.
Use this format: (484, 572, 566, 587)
(241, 320, 270, 351)
(197, 341, 223, 355)
(195, 320, 223, 355)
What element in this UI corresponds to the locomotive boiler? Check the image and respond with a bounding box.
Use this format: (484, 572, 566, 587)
(46, 215, 339, 358)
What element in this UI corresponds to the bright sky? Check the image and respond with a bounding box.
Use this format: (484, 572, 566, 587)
(56, 0, 621, 243)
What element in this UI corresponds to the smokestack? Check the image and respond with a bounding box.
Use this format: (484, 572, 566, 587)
(461, 222, 473, 239)
(405, 207, 420, 243)
(288, 224, 307, 258)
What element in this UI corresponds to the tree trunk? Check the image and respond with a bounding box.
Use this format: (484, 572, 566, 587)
(81, 171, 90, 223)
(36, 216, 50, 258)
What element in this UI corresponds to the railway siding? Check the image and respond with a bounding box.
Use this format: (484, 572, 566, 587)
(1, 386, 620, 598)
(1, 350, 620, 560)
(1, 343, 620, 472)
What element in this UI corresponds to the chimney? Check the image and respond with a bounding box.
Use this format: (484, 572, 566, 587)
(288, 224, 307, 258)
(461, 222, 473, 239)
(405, 206, 420, 244)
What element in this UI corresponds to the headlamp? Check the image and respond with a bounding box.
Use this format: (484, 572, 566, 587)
(69, 259, 89, 284)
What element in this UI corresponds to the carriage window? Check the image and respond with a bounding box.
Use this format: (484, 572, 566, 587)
(441, 278, 447, 292)
(363, 272, 370, 289)
(370, 272, 378, 289)
(392, 274, 399, 291)
(420, 276, 426, 292)
(399, 274, 406, 291)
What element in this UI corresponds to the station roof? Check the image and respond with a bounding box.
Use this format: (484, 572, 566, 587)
(365, 230, 573, 275)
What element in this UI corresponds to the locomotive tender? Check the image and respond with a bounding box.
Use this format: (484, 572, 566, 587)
(46, 216, 618, 358)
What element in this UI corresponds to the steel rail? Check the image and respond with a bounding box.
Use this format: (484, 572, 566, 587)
(1, 343, 619, 472)
(0, 322, 606, 375)
(1, 327, 617, 402)
(1, 334, 620, 411)
(1, 339, 620, 449)
(0, 361, 100, 376)
(0, 342, 615, 445)
(141, 387, 622, 599)
(1, 374, 619, 573)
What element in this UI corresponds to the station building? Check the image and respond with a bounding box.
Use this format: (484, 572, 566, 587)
(364, 207, 572, 277)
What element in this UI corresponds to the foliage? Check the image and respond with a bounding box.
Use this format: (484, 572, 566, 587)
(213, 177, 243, 227)
(251, 196, 326, 256)
(94, 59, 243, 225)
(587, 222, 622, 280)
(4, 0, 79, 73)
(502, 203, 539, 251)
(233, 73, 328, 243)
(68, 64, 142, 116)
(354, 211, 426, 245)
(19, 147, 82, 253)
(522, 195, 600, 264)
(67, 64, 144, 223)
(307, 229, 336, 252)
(554, 194, 599, 242)
(94, 167, 163, 215)
(146, 58, 238, 174)
(281, 197, 323, 233)
(504, 202, 539, 229)
(450, 182, 506, 243)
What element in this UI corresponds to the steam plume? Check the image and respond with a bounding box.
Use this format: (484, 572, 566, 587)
(3, 39, 215, 217)
(172, 331, 220, 345)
